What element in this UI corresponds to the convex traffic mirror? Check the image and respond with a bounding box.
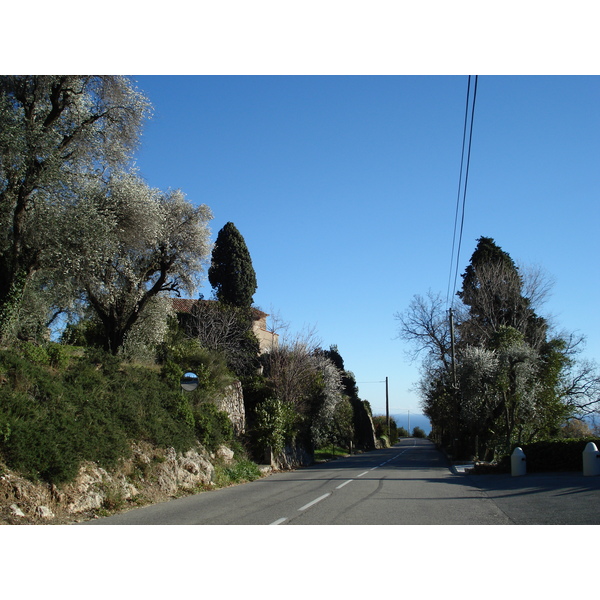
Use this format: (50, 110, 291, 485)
(180, 372, 199, 392)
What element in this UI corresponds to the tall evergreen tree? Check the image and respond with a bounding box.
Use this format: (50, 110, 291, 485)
(398, 236, 572, 459)
(208, 222, 257, 307)
(457, 236, 547, 349)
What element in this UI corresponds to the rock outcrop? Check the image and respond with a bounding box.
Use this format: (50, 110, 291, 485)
(0, 441, 234, 525)
(216, 381, 245, 435)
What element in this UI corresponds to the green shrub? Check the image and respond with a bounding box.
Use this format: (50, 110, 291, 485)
(0, 349, 198, 483)
(413, 426, 427, 439)
(46, 342, 72, 370)
(214, 458, 261, 486)
(161, 359, 184, 387)
(193, 401, 234, 452)
(372, 415, 399, 444)
(60, 317, 105, 348)
(0, 391, 84, 483)
(175, 393, 196, 430)
(83, 347, 122, 374)
(160, 339, 235, 401)
(18, 341, 49, 365)
(0, 339, 247, 485)
(252, 397, 298, 457)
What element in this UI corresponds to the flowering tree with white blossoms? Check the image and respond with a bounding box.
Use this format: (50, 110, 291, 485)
(67, 171, 212, 354)
(0, 75, 151, 340)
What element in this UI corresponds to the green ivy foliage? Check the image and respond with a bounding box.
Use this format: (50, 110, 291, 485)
(252, 397, 298, 456)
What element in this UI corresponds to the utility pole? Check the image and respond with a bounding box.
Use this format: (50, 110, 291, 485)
(449, 307, 459, 456)
(385, 376, 389, 437)
(449, 307, 457, 388)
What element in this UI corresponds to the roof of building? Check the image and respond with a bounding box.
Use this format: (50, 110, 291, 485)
(171, 298, 268, 320)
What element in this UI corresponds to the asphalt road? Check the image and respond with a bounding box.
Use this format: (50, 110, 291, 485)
(75, 438, 535, 525)
(80, 438, 600, 525)
(465, 469, 600, 524)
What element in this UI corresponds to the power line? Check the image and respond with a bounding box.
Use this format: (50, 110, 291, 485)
(446, 76, 472, 306)
(446, 75, 478, 308)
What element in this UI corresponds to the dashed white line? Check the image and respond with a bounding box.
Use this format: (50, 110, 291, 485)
(336, 479, 353, 489)
(299, 493, 331, 511)
(271, 451, 412, 524)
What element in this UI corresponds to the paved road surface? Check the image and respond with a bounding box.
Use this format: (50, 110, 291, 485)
(80, 438, 522, 525)
(466, 469, 600, 524)
(81, 438, 600, 525)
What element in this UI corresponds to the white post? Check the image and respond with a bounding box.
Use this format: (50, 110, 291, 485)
(511, 447, 526, 476)
(582, 442, 600, 476)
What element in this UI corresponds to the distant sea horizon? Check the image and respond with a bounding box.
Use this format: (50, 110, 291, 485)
(389, 413, 431, 435)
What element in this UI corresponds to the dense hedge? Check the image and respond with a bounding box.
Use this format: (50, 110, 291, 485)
(499, 438, 600, 472)
(0, 345, 235, 484)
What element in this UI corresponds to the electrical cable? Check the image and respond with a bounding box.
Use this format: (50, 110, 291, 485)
(446, 76, 473, 306)
(446, 75, 478, 308)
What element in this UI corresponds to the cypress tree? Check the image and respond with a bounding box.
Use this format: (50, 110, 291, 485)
(208, 222, 257, 307)
(457, 236, 547, 349)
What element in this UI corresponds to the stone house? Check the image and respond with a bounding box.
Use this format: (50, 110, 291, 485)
(171, 298, 279, 354)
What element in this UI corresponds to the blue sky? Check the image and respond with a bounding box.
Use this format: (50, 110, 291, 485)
(6, 1, 599, 586)
(131, 75, 599, 420)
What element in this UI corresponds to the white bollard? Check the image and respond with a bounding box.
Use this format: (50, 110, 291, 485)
(511, 447, 526, 476)
(582, 442, 600, 476)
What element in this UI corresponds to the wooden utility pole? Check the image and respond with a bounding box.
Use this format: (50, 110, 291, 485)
(449, 308, 457, 387)
(449, 307, 459, 456)
(385, 376, 389, 437)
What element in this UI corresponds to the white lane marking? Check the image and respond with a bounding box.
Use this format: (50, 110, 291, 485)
(274, 448, 418, 522)
(272, 449, 418, 523)
(299, 493, 331, 511)
(336, 479, 353, 489)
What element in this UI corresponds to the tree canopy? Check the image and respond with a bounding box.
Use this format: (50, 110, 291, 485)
(208, 222, 257, 308)
(70, 171, 212, 353)
(457, 236, 547, 349)
(0, 75, 215, 355)
(396, 236, 599, 460)
(0, 76, 151, 340)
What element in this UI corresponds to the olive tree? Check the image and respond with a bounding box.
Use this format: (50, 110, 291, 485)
(67, 171, 212, 354)
(0, 75, 151, 339)
(456, 330, 548, 459)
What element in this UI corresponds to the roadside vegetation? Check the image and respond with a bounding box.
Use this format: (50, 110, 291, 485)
(396, 236, 600, 467)
(0, 77, 377, 496)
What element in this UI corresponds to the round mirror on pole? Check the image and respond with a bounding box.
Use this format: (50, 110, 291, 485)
(180, 372, 199, 392)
